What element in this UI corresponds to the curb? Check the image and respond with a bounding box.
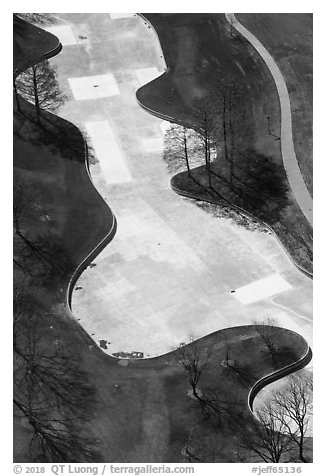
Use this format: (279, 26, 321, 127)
(136, 13, 167, 72)
(13, 15, 63, 79)
(248, 344, 312, 414)
(135, 14, 185, 126)
(12, 16, 118, 314)
(136, 96, 176, 123)
(66, 138, 117, 310)
(133, 15, 312, 281)
(134, 17, 313, 413)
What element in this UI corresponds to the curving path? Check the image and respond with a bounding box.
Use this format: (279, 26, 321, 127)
(14, 14, 313, 462)
(49, 13, 313, 360)
(225, 13, 313, 227)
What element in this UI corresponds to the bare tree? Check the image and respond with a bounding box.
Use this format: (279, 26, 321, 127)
(254, 319, 301, 369)
(177, 338, 212, 401)
(191, 96, 221, 188)
(13, 172, 72, 280)
(13, 77, 22, 112)
(190, 68, 243, 191)
(177, 339, 232, 430)
(15, 60, 67, 123)
(182, 126, 191, 177)
(15, 13, 57, 25)
(220, 72, 241, 189)
(14, 396, 101, 463)
(239, 400, 293, 463)
(253, 319, 282, 367)
(13, 302, 101, 462)
(271, 373, 313, 462)
(181, 429, 233, 463)
(221, 337, 257, 386)
(163, 123, 201, 175)
(14, 230, 72, 282)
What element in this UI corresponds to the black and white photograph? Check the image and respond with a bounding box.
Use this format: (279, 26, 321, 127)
(11, 2, 317, 474)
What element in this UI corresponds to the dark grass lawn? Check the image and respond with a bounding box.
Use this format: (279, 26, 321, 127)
(137, 13, 282, 151)
(137, 13, 312, 273)
(14, 14, 61, 75)
(237, 13, 313, 196)
(14, 304, 310, 462)
(13, 84, 311, 466)
(14, 96, 115, 296)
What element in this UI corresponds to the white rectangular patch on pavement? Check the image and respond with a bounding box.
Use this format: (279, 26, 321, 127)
(135, 67, 161, 86)
(44, 25, 77, 45)
(232, 274, 292, 305)
(84, 121, 132, 184)
(141, 137, 163, 153)
(68, 74, 120, 100)
(95, 277, 135, 300)
(109, 13, 134, 19)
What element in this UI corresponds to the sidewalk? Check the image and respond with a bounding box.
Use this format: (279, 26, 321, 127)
(225, 13, 313, 227)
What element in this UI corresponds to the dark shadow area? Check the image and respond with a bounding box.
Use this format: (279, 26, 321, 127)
(14, 288, 102, 462)
(171, 149, 312, 274)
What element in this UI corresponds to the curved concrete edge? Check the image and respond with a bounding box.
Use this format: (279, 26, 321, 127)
(13, 17, 118, 333)
(13, 15, 63, 78)
(135, 14, 185, 124)
(225, 13, 313, 227)
(136, 95, 176, 123)
(66, 216, 117, 309)
(248, 345, 312, 416)
(134, 16, 312, 280)
(136, 13, 168, 72)
(170, 178, 313, 280)
(15, 14, 313, 428)
(66, 138, 117, 310)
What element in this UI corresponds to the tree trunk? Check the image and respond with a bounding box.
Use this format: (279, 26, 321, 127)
(223, 95, 228, 161)
(298, 435, 307, 462)
(229, 95, 235, 190)
(229, 119, 234, 190)
(183, 127, 191, 177)
(32, 66, 41, 125)
(13, 78, 21, 112)
(205, 130, 212, 188)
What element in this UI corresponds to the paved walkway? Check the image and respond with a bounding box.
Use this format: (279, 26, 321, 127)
(50, 13, 312, 358)
(225, 13, 313, 227)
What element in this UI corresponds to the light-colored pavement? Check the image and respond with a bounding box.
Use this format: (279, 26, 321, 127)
(50, 13, 312, 358)
(84, 120, 132, 183)
(44, 25, 77, 45)
(225, 13, 313, 227)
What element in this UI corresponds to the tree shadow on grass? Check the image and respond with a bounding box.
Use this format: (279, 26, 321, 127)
(172, 146, 290, 228)
(171, 146, 312, 272)
(14, 99, 87, 165)
(223, 147, 290, 223)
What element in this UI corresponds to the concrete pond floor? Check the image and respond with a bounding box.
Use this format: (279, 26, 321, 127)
(47, 13, 312, 359)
